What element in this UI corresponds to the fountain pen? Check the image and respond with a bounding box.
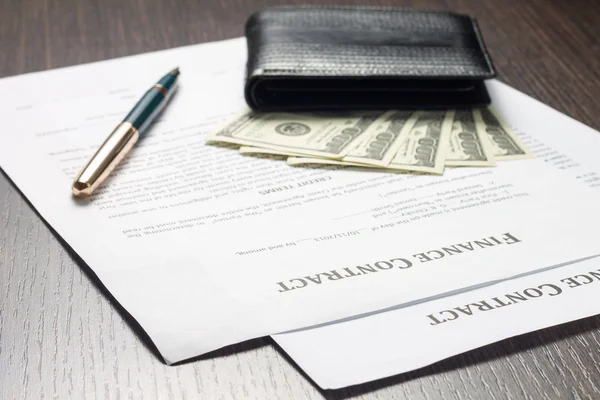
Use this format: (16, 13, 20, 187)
(72, 68, 180, 197)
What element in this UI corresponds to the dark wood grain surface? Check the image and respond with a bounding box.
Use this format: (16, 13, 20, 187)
(1, 0, 600, 399)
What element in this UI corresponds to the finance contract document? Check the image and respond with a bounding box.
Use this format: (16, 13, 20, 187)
(274, 81, 600, 389)
(0, 38, 599, 363)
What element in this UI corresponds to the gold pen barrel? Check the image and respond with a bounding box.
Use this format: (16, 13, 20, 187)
(72, 122, 139, 197)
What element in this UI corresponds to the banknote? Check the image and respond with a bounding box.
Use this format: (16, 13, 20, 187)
(386, 111, 453, 175)
(343, 111, 416, 167)
(239, 146, 305, 157)
(239, 111, 413, 168)
(289, 111, 452, 175)
(214, 107, 529, 176)
(286, 157, 369, 168)
(474, 107, 534, 160)
(286, 156, 430, 175)
(207, 110, 385, 159)
(446, 110, 495, 167)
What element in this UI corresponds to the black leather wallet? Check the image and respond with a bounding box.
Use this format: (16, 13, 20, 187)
(244, 6, 496, 111)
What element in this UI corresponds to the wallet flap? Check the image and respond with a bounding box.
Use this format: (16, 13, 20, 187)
(245, 6, 496, 111)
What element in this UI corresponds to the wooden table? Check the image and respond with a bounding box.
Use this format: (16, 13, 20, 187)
(2, 0, 600, 398)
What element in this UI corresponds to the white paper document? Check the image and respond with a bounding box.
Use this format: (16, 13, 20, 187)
(0, 38, 599, 364)
(273, 80, 600, 389)
(274, 260, 600, 389)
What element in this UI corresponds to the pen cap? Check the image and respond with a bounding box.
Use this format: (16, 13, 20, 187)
(72, 122, 139, 197)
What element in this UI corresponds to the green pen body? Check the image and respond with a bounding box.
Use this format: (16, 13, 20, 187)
(124, 69, 179, 133)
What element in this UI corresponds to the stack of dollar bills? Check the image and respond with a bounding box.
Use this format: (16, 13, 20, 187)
(206, 107, 533, 174)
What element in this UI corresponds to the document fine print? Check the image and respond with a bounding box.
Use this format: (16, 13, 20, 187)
(2, 38, 600, 364)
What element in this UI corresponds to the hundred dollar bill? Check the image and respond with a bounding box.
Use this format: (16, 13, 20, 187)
(473, 107, 534, 160)
(288, 154, 387, 167)
(386, 110, 453, 175)
(289, 112, 453, 175)
(446, 109, 495, 167)
(343, 111, 416, 167)
(240, 111, 413, 167)
(239, 146, 306, 157)
(287, 157, 367, 167)
(207, 110, 385, 159)
(286, 157, 424, 175)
